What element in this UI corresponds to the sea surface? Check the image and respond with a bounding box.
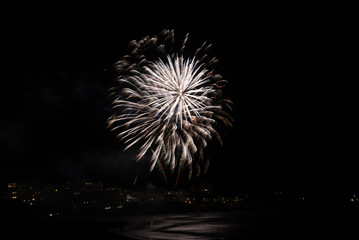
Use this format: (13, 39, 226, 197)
(107, 208, 359, 239)
(4, 207, 359, 239)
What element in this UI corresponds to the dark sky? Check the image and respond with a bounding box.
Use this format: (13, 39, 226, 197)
(0, 2, 316, 193)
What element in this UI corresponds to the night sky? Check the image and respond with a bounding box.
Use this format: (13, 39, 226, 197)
(0, 3, 316, 193)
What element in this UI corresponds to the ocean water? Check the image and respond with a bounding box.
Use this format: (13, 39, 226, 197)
(109, 209, 359, 240)
(4, 207, 359, 239)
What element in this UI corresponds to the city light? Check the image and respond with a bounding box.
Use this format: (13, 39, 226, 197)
(2, 181, 359, 216)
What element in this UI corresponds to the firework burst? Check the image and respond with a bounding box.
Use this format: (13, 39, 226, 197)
(107, 29, 233, 181)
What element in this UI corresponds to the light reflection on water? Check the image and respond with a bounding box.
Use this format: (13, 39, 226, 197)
(113, 211, 256, 240)
(110, 209, 359, 240)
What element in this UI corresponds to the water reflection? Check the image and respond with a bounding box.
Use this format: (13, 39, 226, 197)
(114, 211, 255, 240)
(111, 209, 359, 240)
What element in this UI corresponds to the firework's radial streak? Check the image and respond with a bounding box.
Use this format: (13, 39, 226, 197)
(141, 82, 173, 101)
(150, 97, 176, 121)
(145, 73, 175, 93)
(198, 115, 216, 124)
(123, 120, 155, 142)
(186, 92, 211, 107)
(193, 125, 212, 140)
(175, 134, 186, 169)
(155, 71, 177, 91)
(193, 130, 207, 148)
(122, 127, 152, 151)
(186, 62, 204, 82)
(176, 96, 184, 126)
(150, 143, 162, 171)
(178, 99, 189, 123)
(182, 97, 198, 118)
(150, 61, 177, 85)
(120, 125, 147, 141)
(170, 124, 177, 164)
(118, 114, 149, 130)
(186, 71, 209, 90)
(183, 128, 197, 153)
(167, 97, 181, 123)
(138, 133, 156, 156)
(166, 56, 178, 85)
(110, 118, 144, 133)
(138, 124, 165, 160)
(183, 59, 196, 82)
(144, 84, 176, 104)
(167, 133, 177, 163)
(121, 88, 141, 99)
(184, 63, 198, 87)
(120, 119, 159, 147)
(183, 97, 208, 118)
(175, 59, 183, 90)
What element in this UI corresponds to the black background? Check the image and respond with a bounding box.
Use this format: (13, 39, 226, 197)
(0, 2, 316, 195)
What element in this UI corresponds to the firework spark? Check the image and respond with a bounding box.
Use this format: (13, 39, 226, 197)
(107, 29, 232, 180)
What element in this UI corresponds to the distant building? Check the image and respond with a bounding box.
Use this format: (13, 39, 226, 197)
(2, 182, 19, 200)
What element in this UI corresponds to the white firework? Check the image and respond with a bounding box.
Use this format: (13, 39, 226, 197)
(144, 55, 213, 127)
(107, 29, 232, 179)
